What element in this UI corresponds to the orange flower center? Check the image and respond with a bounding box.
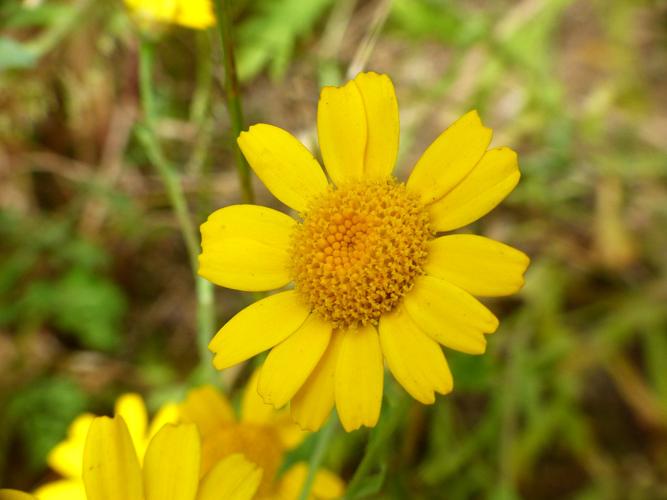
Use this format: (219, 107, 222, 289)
(291, 179, 432, 329)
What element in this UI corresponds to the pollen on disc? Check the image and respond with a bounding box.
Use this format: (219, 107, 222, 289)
(290, 179, 432, 329)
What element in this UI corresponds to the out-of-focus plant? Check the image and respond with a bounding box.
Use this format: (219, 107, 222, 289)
(1, 0, 667, 497)
(3, 378, 88, 472)
(235, 0, 335, 81)
(0, 213, 126, 351)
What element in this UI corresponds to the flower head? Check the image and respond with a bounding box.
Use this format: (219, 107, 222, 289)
(4, 415, 261, 500)
(35, 393, 179, 500)
(179, 371, 344, 499)
(199, 72, 530, 432)
(124, 0, 215, 30)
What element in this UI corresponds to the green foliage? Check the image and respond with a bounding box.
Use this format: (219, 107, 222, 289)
(389, 0, 487, 46)
(0, 212, 126, 351)
(5, 377, 88, 471)
(1, 1, 73, 29)
(21, 270, 126, 351)
(236, 0, 334, 81)
(0, 37, 37, 70)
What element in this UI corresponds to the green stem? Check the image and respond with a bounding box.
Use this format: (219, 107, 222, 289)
(138, 38, 215, 379)
(211, 0, 254, 203)
(137, 39, 199, 271)
(298, 416, 337, 500)
(188, 33, 217, 382)
(344, 393, 409, 499)
(196, 277, 216, 381)
(138, 39, 158, 129)
(190, 32, 214, 125)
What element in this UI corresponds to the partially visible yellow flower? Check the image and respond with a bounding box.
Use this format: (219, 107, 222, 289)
(34, 393, 179, 500)
(275, 465, 345, 500)
(0, 491, 36, 500)
(2, 416, 262, 500)
(199, 72, 530, 432)
(179, 372, 345, 499)
(124, 0, 215, 30)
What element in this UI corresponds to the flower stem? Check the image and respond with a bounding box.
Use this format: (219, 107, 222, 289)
(137, 38, 199, 270)
(343, 392, 409, 499)
(196, 276, 216, 381)
(298, 415, 337, 500)
(137, 38, 215, 379)
(211, 0, 254, 203)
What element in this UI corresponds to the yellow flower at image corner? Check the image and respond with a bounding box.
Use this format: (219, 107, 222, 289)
(124, 0, 215, 30)
(179, 370, 345, 499)
(32, 393, 179, 500)
(0, 415, 262, 500)
(0, 492, 35, 500)
(199, 72, 531, 432)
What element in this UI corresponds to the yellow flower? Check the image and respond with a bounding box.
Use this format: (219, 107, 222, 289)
(199, 72, 530, 432)
(34, 394, 179, 500)
(2, 416, 262, 500)
(124, 0, 215, 30)
(0, 491, 36, 500)
(179, 371, 345, 499)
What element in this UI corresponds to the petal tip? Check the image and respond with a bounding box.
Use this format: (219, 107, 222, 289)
(468, 108, 482, 120)
(462, 109, 493, 139)
(354, 70, 389, 81)
(438, 380, 454, 396)
(340, 420, 361, 433)
(236, 129, 250, 145)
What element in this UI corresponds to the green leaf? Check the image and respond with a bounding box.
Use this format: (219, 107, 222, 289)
(349, 462, 387, 498)
(2, 3, 74, 29)
(389, 0, 487, 46)
(52, 270, 126, 351)
(6, 378, 88, 471)
(21, 269, 126, 351)
(0, 36, 38, 71)
(236, 0, 334, 81)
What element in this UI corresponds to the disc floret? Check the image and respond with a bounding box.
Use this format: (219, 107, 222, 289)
(291, 179, 432, 329)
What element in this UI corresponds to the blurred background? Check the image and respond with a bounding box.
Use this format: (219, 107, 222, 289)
(1, 0, 667, 498)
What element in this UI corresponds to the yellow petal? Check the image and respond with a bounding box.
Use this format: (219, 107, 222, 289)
(82, 416, 143, 500)
(240, 368, 275, 425)
(199, 205, 295, 292)
(34, 479, 85, 500)
(241, 369, 307, 443)
(146, 403, 181, 442)
(429, 147, 520, 231)
(114, 393, 147, 458)
(277, 463, 345, 499)
(275, 415, 308, 449)
(403, 275, 498, 355)
(47, 413, 94, 478)
(335, 326, 383, 432)
(259, 314, 332, 409)
(291, 332, 344, 432)
(174, 0, 215, 29)
(124, 0, 215, 29)
(0, 490, 38, 500)
(317, 80, 367, 185)
(237, 124, 328, 212)
(379, 306, 453, 404)
(311, 468, 346, 499)
(425, 234, 529, 297)
(197, 454, 262, 500)
(209, 290, 310, 370)
(180, 385, 236, 437)
(353, 72, 399, 179)
(143, 424, 200, 500)
(406, 110, 492, 205)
